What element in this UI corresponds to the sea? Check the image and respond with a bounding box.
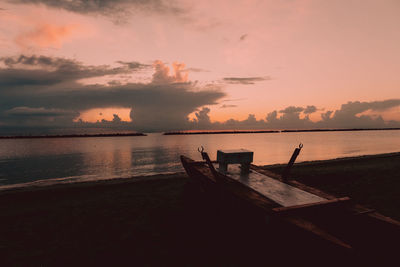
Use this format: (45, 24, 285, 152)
(1, 130, 399, 189)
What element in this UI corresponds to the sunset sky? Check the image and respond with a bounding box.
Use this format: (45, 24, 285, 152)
(1, 0, 400, 133)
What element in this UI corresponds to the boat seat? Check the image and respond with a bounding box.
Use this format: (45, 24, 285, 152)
(217, 149, 254, 173)
(214, 164, 327, 207)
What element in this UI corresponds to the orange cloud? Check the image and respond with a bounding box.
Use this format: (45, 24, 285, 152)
(15, 23, 79, 49)
(152, 60, 188, 83)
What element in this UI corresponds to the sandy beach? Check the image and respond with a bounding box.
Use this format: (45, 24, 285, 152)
(1, 152, 399, 266)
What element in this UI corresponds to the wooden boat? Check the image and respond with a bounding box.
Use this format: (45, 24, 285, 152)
(180, 150, 400, 263)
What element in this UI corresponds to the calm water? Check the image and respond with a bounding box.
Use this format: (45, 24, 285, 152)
(1, 130, 399, 189)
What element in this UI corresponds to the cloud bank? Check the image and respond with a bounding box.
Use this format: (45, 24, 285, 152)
(1, 54, 399, 134)
(187, 100, 400, 131)
(0, 55, 224, 133)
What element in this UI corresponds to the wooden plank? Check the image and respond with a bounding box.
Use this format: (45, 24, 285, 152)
(272, 197, 351, 216)
(251, 165, 339, 200)
(251, 165, 400, 228)
(284, 216, 352, 250)
(181, 156, 278, 210)
(216, 164, 326, 207)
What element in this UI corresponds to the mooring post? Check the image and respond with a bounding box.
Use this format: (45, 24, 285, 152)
(282, 143, 303, 180)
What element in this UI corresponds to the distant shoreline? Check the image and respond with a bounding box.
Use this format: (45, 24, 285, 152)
(163, 130, 280, 135)
(0, 132, 146, 139)
(164, 127, 400, 135)
(1, 127, 399, 138)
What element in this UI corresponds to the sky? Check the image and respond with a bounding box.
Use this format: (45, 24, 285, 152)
(0, 0, 400, 133)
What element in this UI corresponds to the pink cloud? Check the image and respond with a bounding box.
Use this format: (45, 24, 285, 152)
(15, 23, 79, 49)
(152, 60, 188, 83)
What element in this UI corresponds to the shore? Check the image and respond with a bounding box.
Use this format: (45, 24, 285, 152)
(1, 152, 399, 265)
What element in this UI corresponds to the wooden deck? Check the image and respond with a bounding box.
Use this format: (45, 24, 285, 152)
(214, 164, 326, 207)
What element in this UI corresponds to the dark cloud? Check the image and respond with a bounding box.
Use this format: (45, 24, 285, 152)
(9, 0, 185, 22)
(1, 55, 399, 133)
(367, 99, 400, 111)
(0, 55, 145, 88)
(186, 100, 400, 130)
(303, 105, 317, 114)
(239, 34, 248, 41)
(5, 107, 77, 117)
(191, 107, 211, 128)
(223, 76, 271, 85)
(316, 100, 400, 128)
(2, 55, 145, 72)
(321, 110, 333, 121)
(222, 98, 247, 102)
(115, 61, 150, 70)
(0, 54, 225, 133)
(1, 81, 224, 130)
(1, 107, 78, 129)
(112, 114, 122, 122)
(184, 67, 210, 73)
(220, 104, 237, 108)
(279, 106, 304, 114)
(334, 100, 400, 115)
(2, 54, 72, 67)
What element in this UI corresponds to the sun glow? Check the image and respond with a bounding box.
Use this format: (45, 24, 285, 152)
(75, 108, 132, 122)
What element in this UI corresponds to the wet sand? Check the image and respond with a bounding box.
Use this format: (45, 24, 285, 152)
(0, 152, 399, 266)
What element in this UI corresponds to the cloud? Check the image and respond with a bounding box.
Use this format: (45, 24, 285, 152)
(1, 55, 399, 133)
(223, 76, 271, 85)
(316, 100, 400, 128)
(116, 60, 150, 70)
(321, 110, 333, 121)
(220, 104, 237, 108)
(222, 98, 247, 102)
(152, 60, 188, 84)
(15, 23, 79, 49)
(303, 105, 317, 114)
(5, 106, 77, 117)
(367, 99, 400, 111)
(0, 54, 225, 133)
(279, 106, 304, 114)
(0, 55, 146, 87)
(10, 0, 185, 23)
(186, 100, 400, 130)
(184, 67, 209, 73)
(335, 100, 400, 115)
(192, 107, 211, 127)
(2, 107, 78, 129)
(112, 114, 122, 122)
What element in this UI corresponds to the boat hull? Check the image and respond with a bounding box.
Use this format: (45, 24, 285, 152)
(180, 155, 400, 262)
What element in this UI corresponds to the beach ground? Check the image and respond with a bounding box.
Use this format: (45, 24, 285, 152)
(0, 152, 399, 266)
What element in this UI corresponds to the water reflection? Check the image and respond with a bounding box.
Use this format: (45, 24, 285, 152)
(0, 130, 399, 188)
(0, 153, 85, 185)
